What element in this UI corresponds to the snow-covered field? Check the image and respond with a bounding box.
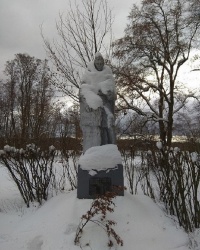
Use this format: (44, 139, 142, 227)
(0, 163, 198, 250)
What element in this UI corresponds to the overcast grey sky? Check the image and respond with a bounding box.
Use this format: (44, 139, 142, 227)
(0, 0, 141, 77)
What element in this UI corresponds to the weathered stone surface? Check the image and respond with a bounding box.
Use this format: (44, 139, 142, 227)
(77, 164, 124, 199)
(79, 52, 116, 153)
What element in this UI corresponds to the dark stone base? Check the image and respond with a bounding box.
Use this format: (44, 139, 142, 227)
(77, 164, 124, 199)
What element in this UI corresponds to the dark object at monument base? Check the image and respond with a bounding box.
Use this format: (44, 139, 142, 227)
(89, 177, 111, 196)
(77, 164, 124, 199)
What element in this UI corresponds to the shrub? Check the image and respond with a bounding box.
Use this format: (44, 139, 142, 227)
(120, 142, 200, 232)
(140, 147, 200, 232)
(74, 187, 123, 247)
(0, 144, 56, 207)
(59, 148, 80, 190)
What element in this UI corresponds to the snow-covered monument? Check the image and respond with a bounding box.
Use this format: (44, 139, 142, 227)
(77, 52, 124, 199)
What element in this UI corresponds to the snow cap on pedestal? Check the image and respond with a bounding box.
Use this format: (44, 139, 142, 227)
(79, 144, 122, 171)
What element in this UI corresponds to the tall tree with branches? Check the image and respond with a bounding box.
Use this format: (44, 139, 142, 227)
(42, 0, 113, 103)
(3, 54, 54, 146)
(113, 0, 200, 146)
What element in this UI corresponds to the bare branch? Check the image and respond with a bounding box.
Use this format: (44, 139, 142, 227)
(42, 0, 113, 103)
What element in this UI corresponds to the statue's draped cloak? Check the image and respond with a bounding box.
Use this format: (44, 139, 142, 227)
(80, 61, 116, 153)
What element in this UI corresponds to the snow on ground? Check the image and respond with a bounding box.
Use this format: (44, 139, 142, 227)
(0, 165, 192, 250)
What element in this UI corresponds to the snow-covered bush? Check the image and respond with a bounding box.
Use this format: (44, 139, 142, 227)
(120, 141, 200, 232)
(0, 144, 56, 207)
(140, 146, 200, 232)
(120, 145, 145, 195)
(59, 148, 79, 190)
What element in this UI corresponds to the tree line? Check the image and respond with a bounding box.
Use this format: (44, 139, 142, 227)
(0, 53, 81, 148)
(1, 0, 200, 148)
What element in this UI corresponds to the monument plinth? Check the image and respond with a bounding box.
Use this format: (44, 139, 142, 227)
(77, 53, 124, 198)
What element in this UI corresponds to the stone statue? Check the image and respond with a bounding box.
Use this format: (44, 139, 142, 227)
(79, 52, 116, 153)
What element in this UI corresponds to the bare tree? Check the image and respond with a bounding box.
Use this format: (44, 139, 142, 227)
(3, 53, 54, 146)
(0, 67, 18, 141)
(113, 0, 200, 146)
(42, 0, 113, 102)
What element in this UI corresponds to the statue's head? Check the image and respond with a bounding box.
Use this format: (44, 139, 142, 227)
(94, 52, 104, 71)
